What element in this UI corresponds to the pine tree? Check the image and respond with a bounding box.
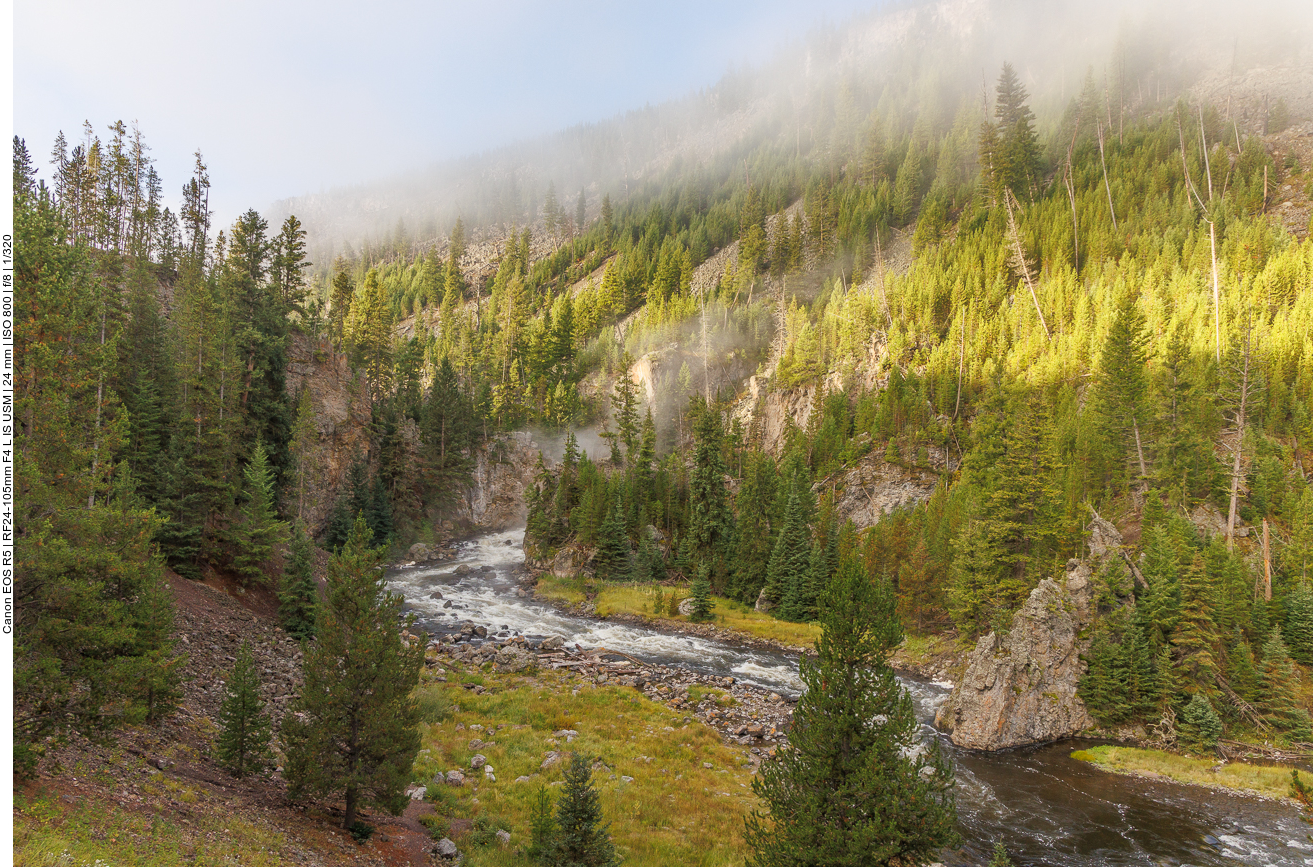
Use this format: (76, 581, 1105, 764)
(688, 407, 734, 579)
(280, 523, 319, 641)
(764, 483, 813, 615)
(1258, 631, 1313, 739)
(15, 176, 181, 767)
(283, 516, 424, 829)
(215, 642, 274, 777)
(1283, 581, 1313, 665)
(689, 564, 714, 622)
(544, 753, 619, 867)
(593, 494, 631, 582)
(1177, 693, 1222, 753)
(991, 62, 1041, 200)
(1093, 292, 1150, 491)
(231, 439, 287, 584)
(744, 556, 957, 866)
(732, 452, 779, 604)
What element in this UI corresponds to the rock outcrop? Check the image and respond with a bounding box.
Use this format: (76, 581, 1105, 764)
(283, 332, 373, 537)
(934, 560, 1099, 750)
(449, 431, 540, 531)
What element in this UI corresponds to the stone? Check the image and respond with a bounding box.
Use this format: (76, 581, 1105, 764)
(485, 773, 496, 782)
(494, 645, 535, 672)
(703, 762, 713, 769)
(934, 565, 1098, 751)
(677, 597, 698, 617)
(429, 590, 444, 600)
(409, 542, 434, 561)
(470, 754, 486, 769)
(540, 635, 565, 651)
(445, 770, 465, 786)
(455, 564, 472, 575)
(407, 785, 427, 800)
(496, 829, 511, 844)
(473, 625, 488, 638)
(435, 837, 460, 859)
(515, 775, 532, 783)
(541, 751, 561, 770)
(621, 775, 634, 783)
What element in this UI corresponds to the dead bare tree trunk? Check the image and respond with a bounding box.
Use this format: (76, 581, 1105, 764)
(1261, 518, 1273, 601)
(1064, 116, 1081, 267)
(1226, 328, 1252, 551)
(1004, 189, 1050, 339)
(1098, 121, 1118, 231)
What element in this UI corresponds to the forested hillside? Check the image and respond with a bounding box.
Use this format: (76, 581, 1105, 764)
(13, 0, 1313, 849)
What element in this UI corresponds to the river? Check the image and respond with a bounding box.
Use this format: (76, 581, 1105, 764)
(388, 529, 1310, 867)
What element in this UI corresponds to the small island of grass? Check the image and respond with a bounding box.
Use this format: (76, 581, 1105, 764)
(1070, 745, 1297, 803)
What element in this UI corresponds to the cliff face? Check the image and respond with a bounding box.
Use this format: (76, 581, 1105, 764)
(449, 431, 541, 532)
(284, 332, 373, 537)
(934, 517, 1124, 750)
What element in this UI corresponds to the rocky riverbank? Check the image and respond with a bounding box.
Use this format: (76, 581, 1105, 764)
(426, 626, 797, 769)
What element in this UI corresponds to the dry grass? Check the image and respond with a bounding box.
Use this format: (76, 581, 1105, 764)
(1070, 745, 1296, 802)
(414, 665, 760, 866)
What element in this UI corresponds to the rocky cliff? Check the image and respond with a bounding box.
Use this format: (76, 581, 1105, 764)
(449, 431, 541, 532)
(283, 331, 373, 536)
(934, 517, 1123, 750)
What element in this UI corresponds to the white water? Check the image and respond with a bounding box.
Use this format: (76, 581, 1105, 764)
(388, 530, 1310, 867)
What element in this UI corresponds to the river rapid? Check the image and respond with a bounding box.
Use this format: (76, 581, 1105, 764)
(388, 529, 1310, 867)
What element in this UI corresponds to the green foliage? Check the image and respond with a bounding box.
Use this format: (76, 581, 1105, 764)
(540, 753, 619, 867)
(689, 564, 715, 622)
(231, 439, 287, 584)
(988, 843, 1016, 867)
(527, 784, 558, 862)
(283, 516, 424, 829)
(1258, 631, 1313, 740)
(215, 642, 274, 778)
(745, 556, 957, 866)
(1177, 693, 1222, 753)
(1283, 581, 1313, 665)
(14, 174, 182, 770)
(279, 523, 319, 640)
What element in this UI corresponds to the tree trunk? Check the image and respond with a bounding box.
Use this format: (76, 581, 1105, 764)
(1226, 336, 1250, 550)
(343, 783, 358, 830)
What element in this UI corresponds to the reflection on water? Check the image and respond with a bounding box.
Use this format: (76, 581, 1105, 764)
(389, 530, 1308, 867)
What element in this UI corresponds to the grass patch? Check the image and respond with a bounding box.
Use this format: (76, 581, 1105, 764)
(1071, 745, 1295, 801)
(535, 574, 588, 607)
(14, 785, 293, 866)
(592, 583, 821, 648)
(414, 665, 760, 866)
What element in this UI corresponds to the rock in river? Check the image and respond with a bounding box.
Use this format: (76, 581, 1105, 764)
(935, 561, 1098, 750)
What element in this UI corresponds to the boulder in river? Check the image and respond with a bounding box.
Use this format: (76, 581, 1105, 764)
(935, 561, 1098, 750)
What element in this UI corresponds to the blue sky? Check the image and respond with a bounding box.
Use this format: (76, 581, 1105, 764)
(15, 0, 884, 227)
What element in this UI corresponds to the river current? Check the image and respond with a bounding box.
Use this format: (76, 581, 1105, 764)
(387, 529, 1310, 866)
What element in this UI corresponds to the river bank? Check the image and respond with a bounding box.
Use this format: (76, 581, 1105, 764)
(522, 570, 966, 684)
(1070, 745, 1304, 807)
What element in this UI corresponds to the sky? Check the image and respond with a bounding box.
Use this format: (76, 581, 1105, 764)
(15, 0, 886, 228)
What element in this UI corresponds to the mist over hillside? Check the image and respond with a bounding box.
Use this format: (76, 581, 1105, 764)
(271, 0, 1311, 259)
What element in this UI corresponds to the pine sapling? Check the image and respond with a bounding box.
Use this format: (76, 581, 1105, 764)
(216, 642, 274, 778)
